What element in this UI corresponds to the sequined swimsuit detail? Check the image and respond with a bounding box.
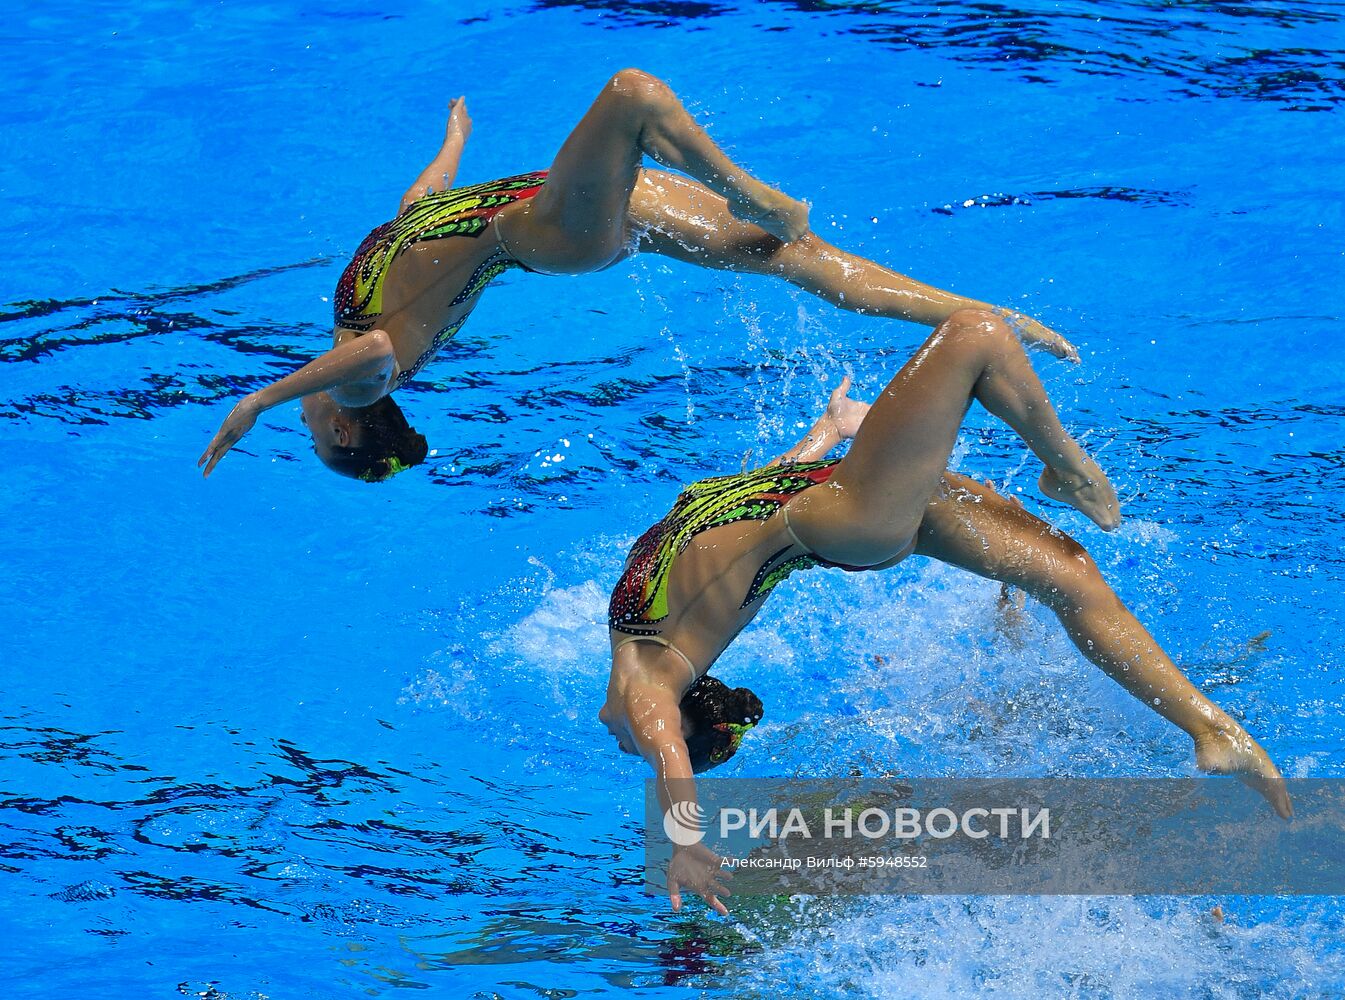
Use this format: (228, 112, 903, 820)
(608, 460, 861, 637)
(332, 171, 547, 387)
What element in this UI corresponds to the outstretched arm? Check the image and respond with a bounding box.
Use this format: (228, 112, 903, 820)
(621, 677, 733, 915)
(772, 375, 872, 465)
(197, 330, 399, 477)
(398, 97, 473, 215)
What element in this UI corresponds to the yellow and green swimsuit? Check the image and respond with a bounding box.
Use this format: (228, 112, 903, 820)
(608, 460, 859, 636)
(332, 170, 547, 387)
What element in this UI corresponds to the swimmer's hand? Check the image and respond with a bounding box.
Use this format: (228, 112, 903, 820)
(668, 843, 733, 916)
(993, 308, 1080, 364)
(826, 375, 870, 440)
(198, 394, 259, 478)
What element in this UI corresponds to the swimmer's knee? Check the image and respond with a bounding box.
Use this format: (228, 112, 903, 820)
(945, 307, 1000, 329)
(610, 68, 658, 89)
(934, 308, 1015, 360)
(606, 69, 673, 110)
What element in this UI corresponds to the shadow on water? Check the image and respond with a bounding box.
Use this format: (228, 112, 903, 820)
(0, 255, 834, 514)
(401, 908, 755, 991)
(527, 0, 1345, 111)
(2, 717, 613, 909)
(930, 185, 1191, 216)
(4, 247, 1342, 539)
(0, 259, 337, 425)
(0, 711, 756, 994)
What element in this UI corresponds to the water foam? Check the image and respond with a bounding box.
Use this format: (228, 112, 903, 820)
(733, 894, 1345, 998)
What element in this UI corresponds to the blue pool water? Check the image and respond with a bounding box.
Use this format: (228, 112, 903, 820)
(3, 1, 1343, 996)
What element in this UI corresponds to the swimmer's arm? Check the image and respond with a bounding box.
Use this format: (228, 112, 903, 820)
(623, 681, 732, 916)
(771, 375, 871, 466)
(399, 96, 472, 215)
(197, 331, 399, 477)
(266, 331, 400, 408)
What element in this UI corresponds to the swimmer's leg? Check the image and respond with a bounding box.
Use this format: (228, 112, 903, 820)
(399, 97, 473, 215)
(501, 70, 808, 274)
(913, 473, 1292, 819)
(628, 170, 1077, 361)
(786, 309, 1116, 567)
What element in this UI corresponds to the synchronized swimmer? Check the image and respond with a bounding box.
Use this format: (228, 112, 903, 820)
(598, 313, 1290, 914)
(199, 70, 1074, 481)
(195, 71, 1291, 917)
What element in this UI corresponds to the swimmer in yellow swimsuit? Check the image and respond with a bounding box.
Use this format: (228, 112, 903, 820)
(597, 308, 1291, 915)
(199, 71, 1078, 482)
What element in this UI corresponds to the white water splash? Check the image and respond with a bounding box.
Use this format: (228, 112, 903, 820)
(492, 580, 610, 676)
(732, 894, 1345, 998)
(398, 660, 484, 721)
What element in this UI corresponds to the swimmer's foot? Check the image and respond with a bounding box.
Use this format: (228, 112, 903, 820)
(994, 308, 1080, 364)
(727, 181, 810, 243)
(1039, 458, 1121, 531)
(1195, 725, 1293, 820)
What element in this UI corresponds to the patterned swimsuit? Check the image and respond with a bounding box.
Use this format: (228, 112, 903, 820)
(608, 460, 861, 637)
(332, 171, 547, 387)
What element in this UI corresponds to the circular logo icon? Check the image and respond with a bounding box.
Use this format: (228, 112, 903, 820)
(662, 801, 707, 846)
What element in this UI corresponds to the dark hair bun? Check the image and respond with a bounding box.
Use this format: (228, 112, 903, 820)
(401, 429, 429, 466)
(680, 675, 764, 772)
(320, 395, 428, 483)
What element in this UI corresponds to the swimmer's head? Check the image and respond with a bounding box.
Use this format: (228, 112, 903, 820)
(301, 392, 428, 482)
(679, 675, 763, 773)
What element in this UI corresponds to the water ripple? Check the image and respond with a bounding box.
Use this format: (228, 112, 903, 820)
(529, 0, 1345, 110)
